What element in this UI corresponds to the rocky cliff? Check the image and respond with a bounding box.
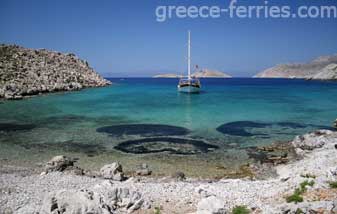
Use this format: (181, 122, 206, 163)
(0, 44, 111, 99)
(254, 54, 337, 79)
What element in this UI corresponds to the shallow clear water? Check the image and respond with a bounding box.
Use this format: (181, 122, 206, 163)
(1, 78, 337, 177)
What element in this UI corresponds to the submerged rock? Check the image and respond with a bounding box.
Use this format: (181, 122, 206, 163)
(0, 123, 35, 132)
(114, 137, 218, 155)
(100, 162, 125, 181)
(216, 121, 332, 137)
(96, 124, 190, 137)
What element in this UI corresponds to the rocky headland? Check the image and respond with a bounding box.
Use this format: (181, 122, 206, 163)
(153, 73, 183, 78)
(0, 44, 111, 100)
(1, 129, 336, 214)
(254, 54, 337, 80)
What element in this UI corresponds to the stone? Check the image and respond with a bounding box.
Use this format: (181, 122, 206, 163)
(2, 207, 13, 214)
(100, 162, 125, 181)
(196, 196, 227, 214)
(40, 189, 112, 214)
(135, 163, 152, 176)
(172, 171, 186, 181)
(332, 199, 337, 213)
(45, 155, 75, 173)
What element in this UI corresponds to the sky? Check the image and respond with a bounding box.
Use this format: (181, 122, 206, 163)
(0, 0, 337, 77)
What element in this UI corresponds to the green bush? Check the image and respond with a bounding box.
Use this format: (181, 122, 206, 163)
(231, 205, 250, 214)
(299, 180, 314, 193)
(295, 208, 304, 214)
(286, 180, 314, 204)
(154, 207, 161, 214)
(286, 192, 303, 203)
(300, 173, 316, 179)
(329, 181, 337, 188)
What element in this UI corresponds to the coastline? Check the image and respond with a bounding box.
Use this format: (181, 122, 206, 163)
(1, 130, 336, 213)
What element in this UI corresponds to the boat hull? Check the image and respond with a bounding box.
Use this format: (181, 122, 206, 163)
(178, 85, 200, 93)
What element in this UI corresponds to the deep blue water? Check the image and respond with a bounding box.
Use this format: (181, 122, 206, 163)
(0, 78, 336, 176)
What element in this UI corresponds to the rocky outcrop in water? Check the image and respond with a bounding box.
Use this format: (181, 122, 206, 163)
(254, 54, 337, 79)
(153, 68, 232, 78)
(192, 69, 232, 78)
(0, 44, 111, 99)
(153, 73, 182, 78)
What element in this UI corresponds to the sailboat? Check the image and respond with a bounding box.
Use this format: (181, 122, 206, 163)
(178, 31, 201, 93)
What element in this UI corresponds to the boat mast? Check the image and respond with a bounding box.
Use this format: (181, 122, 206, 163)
(187, 30, 191, 80)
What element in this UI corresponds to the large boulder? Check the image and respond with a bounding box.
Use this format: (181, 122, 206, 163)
(135, 163, 152, 176)
(40, 189, 112, 214)
(100, 162, 125, 181)
(44, 155, 84, 175)
(104, 187, 144, 212)
(45, 155, 75, 172)
(196, 196, 227, 214)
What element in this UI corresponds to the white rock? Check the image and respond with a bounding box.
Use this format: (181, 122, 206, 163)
(196, 196, 227, 214)
(100, 162, 124, 181)
(40, 189, 111, 214)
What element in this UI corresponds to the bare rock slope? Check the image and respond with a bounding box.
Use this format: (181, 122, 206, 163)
(254, 54, 337, 79)
(0, 44, 111, 99)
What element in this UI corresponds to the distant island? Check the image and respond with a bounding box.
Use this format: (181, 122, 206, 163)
(153, 69, 232, 78)
(254, 54, 337, 80)
(153, 73, 183, 78)
(0, 44, 111, 100)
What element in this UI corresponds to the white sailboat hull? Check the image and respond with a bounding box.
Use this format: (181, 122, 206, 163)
(177, 85, 200, 93)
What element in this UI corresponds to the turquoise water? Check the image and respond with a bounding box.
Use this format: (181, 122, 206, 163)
(1, 78, 337, 177)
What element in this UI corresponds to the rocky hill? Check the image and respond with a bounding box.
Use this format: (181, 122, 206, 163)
(254, 54, 337, 79)
(308, 63, 337, 80)
(0, 44, 111, 99)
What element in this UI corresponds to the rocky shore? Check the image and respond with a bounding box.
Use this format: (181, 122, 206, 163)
(1, 130, 336, 214)
(0, 44, 111, 100)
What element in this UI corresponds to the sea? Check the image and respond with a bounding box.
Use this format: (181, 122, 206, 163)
(1, 78, 336, 177)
